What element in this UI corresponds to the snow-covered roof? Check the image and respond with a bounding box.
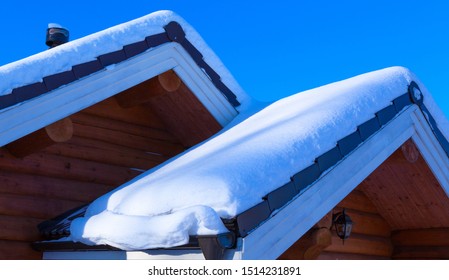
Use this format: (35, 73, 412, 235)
(66, 66, 449, 251)
(0, 10, 248, 109)
(3, 10, 449, 257)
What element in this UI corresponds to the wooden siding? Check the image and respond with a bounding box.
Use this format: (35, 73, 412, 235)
(0, 71, 223, 259)
(359, 146, 449, 230)
(145, 81, 222, 147)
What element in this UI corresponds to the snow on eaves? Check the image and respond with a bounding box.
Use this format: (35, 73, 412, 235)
(0, 10, 248, 105)
(69, 66, 449, 250)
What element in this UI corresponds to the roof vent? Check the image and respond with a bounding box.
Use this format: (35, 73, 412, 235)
(46, 23, 69, 48)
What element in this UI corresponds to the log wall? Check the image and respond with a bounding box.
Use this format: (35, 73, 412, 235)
(280, 190, 394, 260)
(0, 96, 186, 259)
(392, 228, 449, 259)
(318, 191, 393, 259)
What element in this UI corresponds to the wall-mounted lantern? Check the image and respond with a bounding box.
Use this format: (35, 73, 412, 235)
(332, 208, 353, 240)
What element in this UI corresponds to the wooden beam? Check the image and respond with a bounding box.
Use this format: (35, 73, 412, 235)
(324, 232, 393, 257)
(5, 117, 73, 158)
(115, 70, 181, 108)
(332, 207, 391, 237)
(279, 228, 332, 260)
(337, 190, 379, 214)
(315, 212, 332, 228)
(45, 117, 73, 142)
(401, 138, 420, 163)
(304, 228, 332, 259)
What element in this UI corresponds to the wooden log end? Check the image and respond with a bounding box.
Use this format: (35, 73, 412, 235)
(158, 70, 181, 92)
(45, 117, 73, 143)
(5, 117, 73, 158)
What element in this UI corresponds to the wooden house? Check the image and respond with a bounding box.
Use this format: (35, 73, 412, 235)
(1, 11, 449, 260)
(0, 13, 241, 259)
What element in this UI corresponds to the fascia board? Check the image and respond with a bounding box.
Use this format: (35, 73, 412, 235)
(235, 105, 417, 260)
(170, 44, 238, 126)
(411, 110, 449, 195)
(43, 249, 206, 260)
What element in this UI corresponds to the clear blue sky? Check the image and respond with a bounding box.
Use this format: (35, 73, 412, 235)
(1, 1, 449, 118)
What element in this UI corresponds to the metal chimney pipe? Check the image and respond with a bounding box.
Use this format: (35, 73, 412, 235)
(46, 23, 69, 48)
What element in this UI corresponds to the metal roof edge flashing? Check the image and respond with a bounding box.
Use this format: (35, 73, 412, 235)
(164, 21, 240, 107)
(33, 232, 235, 260)
(408, 81, 449, 157)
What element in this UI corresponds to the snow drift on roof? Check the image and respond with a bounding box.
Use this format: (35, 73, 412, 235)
(0, 10, 248, 105)
(69, 66, 449, 250)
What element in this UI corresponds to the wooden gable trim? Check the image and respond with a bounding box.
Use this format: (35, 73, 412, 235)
(410, 110, 449, 194)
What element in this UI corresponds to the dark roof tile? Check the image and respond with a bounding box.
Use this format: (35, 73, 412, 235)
(12, 82, 48, 102)
(236, 201, 271, 237)
(72, 59, 104, 79)
(98, 49, 127, 67)
(338, 130, 362, 157)
(316, 146, 342, 172)
(393, 93, 411, 112)
(358, 117, 380, 141)
(43, 70, 77, 91)
(292, 163, 321, 193)
(198, 60, 221, 81)
(124, 40, 150, 58)
(146, 33, 170, 48)
(265, 181, 297, 212)
(376, 104, 397, 126)
(0, 94, 17, 110)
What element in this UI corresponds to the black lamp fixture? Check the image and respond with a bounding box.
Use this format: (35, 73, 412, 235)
(332, 208, 353, 241)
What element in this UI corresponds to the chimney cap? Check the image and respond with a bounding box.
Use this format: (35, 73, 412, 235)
(46, 23, 69, 48)
(48, 23, 65, 29)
